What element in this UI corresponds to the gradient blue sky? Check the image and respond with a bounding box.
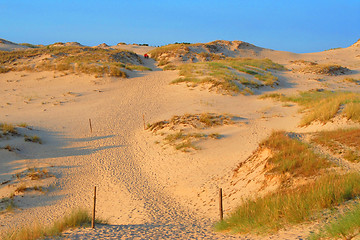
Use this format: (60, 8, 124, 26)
(1, 0, 359, 53)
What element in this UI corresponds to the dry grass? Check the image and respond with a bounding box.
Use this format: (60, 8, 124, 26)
(171, 58, 284, 95)
(0, 46, 150, 77)
(147, 113, 236, 152)
(310, 204, 360, 239)
(312, 128, 360, 163)
(261, 131, 330, 177)
(148, 44, 191, 60)
(261, 90, 360, 126)
(148, 113, 236, 132)
(295, 63, 349, 75)
(1, 208, 94, 240)
(24, 135, 42, 144)
(343, 77, 360, 84)
(0, 123, 18, 135)
(215, 172, 360, 234)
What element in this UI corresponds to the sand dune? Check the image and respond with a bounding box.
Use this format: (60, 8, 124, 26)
(0, 39, 360, 239)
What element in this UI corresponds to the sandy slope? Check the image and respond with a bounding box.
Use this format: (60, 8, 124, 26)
(0, 43, 360, 239)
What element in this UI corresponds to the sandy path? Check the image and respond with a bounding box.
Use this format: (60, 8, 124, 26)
(51, 66, 244, 239)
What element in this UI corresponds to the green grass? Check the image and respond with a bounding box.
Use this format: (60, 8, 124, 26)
(171, 58, 284, 95)
(125, 64, 152, 71)
(261, 131, 330, 177)
(261, 90, 360, 126)
(215, 172, 360, 234)
(309, 204, 360, 240)
(1, 208, 97, 240)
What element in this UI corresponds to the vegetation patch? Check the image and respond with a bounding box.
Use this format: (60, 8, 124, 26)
(343, 77, 360, 84)
(0, 197, 16, 213)
(312, 128, 360, 163)
(215, 172, 360, 234)
(0, 46, 149, 77)
(292, 61, 349, 75)
(0, 123, 18, 135)
(1, 208, 96, 240)
(171, 58, 285, 95)
(309, 204, 360, 240)
(147, 113, 239, 152)
(24, 135, 42, 144)
(260, 131, 331, 177)
(261, 90, 360, 126)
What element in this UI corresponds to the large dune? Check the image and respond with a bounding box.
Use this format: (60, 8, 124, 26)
(0, 39, 360, 239)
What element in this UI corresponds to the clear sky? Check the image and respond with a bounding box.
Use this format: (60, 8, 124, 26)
(1, 0, 359, 53)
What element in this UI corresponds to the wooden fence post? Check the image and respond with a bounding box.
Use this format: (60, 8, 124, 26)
(219, 188, 223, 221)
(89, 119, 93, 133)
(92, 186, 96, 228)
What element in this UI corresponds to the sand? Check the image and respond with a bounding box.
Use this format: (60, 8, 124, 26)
(0, 42, 360, 239)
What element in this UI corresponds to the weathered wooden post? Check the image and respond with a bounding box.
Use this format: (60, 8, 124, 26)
(89, 119, 93, 133)
(92, 186, 96, 228)
(219, 188, 223, 221)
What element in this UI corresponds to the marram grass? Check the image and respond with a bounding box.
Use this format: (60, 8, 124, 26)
(261, 90, 360, 126)
(215, 173, 360, 234)
(1, 208, 96, 240)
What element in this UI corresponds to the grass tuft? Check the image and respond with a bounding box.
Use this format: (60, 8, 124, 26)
(171, 58, 284, 95)
(309, 204, 360, 240)
(261, 90, 360, 126)
(261, 131, 330, 177)
(1, 208, 95, 240)
(215, 173, 360, 234)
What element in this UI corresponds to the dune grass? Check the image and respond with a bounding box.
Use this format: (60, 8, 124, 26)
(343, 77, 360, 84)
(1, 208, 97, 240)
(312, 128, 360, 163)
(148, 113, 236, 152)
(309, 204, 360, 240)
(215, 172, 360, 234)
(0, 46, 149, 77)
(0, 123, 17, 135)
(125, 64, 152, 71)
(171, 58, 284, 95)
(260, 131, 330, 177)
(148, 43, 192, 60)
(296, 63, 349, 75)
(261, 90, 360, 126)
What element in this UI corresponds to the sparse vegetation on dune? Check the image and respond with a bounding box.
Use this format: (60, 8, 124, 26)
(0, 45, 150, 77)
(312, 128, 360, 163)
(261, 90, 360, 126)
(260, 131, 330, 177)
(171, 58, 285, 95)
(310, 204, 360, 240)
(343, 77, 360, 84)
(291, 60, 350, 75)
(1, 208, 96, 240)
(216, 130, 360, 235)
(216, 172, 360, 234)
(148, 43, 193, 61)
(147, 113, 238, 152)
(0, 123, 18, 135)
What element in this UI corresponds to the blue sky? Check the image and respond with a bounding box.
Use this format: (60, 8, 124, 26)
(1, 0, 359, 53)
